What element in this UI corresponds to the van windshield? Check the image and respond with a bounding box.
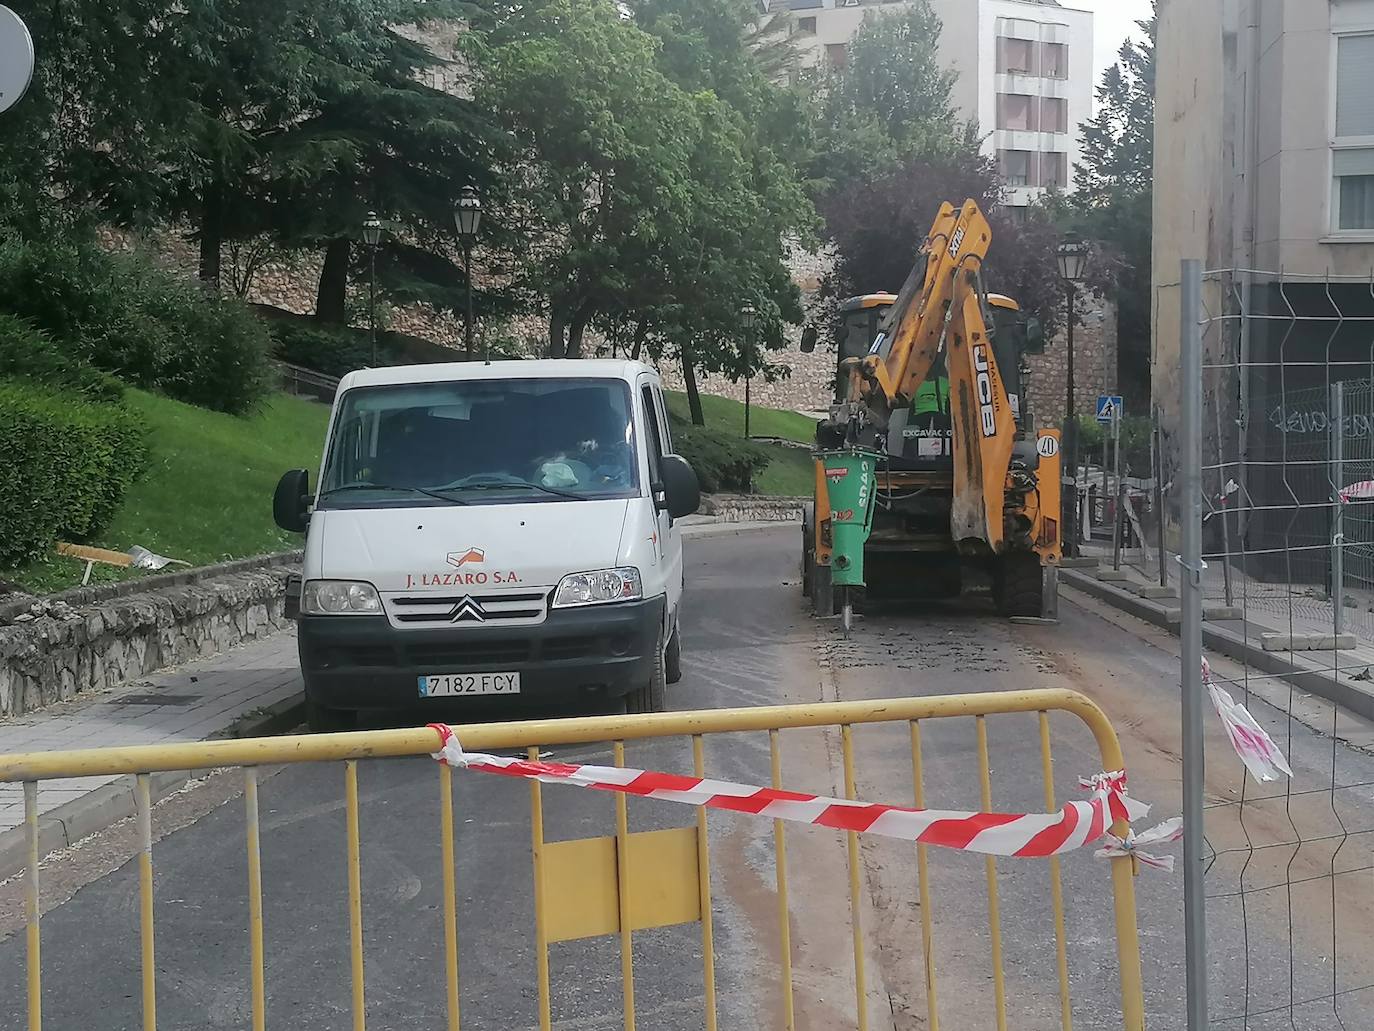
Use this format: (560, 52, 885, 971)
(318, 377, 640, 507)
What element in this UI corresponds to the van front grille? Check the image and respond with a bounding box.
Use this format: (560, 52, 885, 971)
(382, 590, 549, 629)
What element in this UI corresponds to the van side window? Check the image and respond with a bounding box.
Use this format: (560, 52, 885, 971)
(653, 387, 674, 454)
(641, 385, 666, 482)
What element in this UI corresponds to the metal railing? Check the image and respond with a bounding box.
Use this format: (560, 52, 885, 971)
(274, 360, 340, 402)
(1, 692, 1147, 1030)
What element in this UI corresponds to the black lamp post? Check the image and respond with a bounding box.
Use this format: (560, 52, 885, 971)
(362, 212, 383, 366)
(1056, 232, 1089, 557)
(741, 304, 757, 439)
(455, 186, 482, 362)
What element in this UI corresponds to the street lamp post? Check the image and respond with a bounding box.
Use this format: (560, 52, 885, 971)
(1056, 232, 1089, 558)
(454, 185, 483, 362)
(741, 304, 757, 439)
(362, 212, 383, 367)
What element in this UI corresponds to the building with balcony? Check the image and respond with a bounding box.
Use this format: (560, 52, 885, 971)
(786, 0, 1094, 214)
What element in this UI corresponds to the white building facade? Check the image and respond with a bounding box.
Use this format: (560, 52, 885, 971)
(788, 0, 1094, 213)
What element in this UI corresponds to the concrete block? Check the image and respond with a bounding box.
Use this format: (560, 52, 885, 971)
(1204, 606, 1244, 621)
(1261, 632, 1358, 652)
(1135, 585, 1177, 600)
(1096, 568, 1131, 582)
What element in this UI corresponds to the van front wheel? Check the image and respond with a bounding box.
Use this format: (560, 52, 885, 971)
(626, 629, 668, 714)
(665, 624, 682, 684)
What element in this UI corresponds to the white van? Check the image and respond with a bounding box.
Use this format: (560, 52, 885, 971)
(273, 359, 700, 730)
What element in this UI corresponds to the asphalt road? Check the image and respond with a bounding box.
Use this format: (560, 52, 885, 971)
(3, 526, 1374, 1030)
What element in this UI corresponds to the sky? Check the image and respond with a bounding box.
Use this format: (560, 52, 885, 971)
(1069, 0, 1153, 86)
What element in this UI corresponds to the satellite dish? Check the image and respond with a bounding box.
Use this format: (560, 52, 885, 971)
(0, 5, 34, 116)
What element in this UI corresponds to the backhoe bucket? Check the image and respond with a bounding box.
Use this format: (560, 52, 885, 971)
(818, 449, 879, 587)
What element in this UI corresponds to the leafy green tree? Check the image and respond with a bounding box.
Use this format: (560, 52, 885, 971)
(158, 0, 494, 323)
(476, 0, 813, 427)
(475, 0, 708, 357)
(0, 0, 186, 231)
(811, 0, 1062, 330)
(1072, 4, 1156, 399)
(810, 0, 979, 190)
(622, 0, 815, 423)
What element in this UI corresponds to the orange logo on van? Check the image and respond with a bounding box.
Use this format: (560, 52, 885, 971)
(447, 548, 485, 568)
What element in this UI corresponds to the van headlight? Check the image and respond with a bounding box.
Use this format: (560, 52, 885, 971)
(552, 568, 642, 608)
(302, 580, 382, 615)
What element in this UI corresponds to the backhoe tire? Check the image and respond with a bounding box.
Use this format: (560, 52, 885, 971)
(801, 504, 815, 599)
(995, 554, 1044, 618)
(812, 561, 835, 618)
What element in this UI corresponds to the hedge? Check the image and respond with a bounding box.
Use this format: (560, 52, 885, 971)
(0, 312, 124, 403)
(671, 420, 772, 494)
(0, 237, 272, 415)
(0, 379, 150, 566)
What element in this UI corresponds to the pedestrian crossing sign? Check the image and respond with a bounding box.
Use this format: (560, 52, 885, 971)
(1096, 395, 1123, 424)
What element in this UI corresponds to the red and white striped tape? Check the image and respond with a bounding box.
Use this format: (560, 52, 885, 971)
(1341, 480, 1374, 503)
(1202, 657, 1293, 784)
(429, 724, 1163, 862)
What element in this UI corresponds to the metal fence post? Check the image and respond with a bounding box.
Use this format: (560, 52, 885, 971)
(1332, 380, 1345, 637)
(1112, 408, 1124, 571)
(1179, 259, 1208, 1031)
(1155, 407, 1168, 588)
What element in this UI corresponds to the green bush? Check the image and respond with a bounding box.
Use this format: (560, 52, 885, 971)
(671, 418, 772, 494)
(0, 379, 150, 566)
(0, 312, 124, 403)
(0, 237, 272, 414)
(1075, 414, 1152, 476)
(270, 322, 397, 378)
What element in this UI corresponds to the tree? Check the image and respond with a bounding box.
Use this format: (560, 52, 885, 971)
(811, 0, 1061, 331)
(809, 0, 978, 191)
(1, 0, 189, 231)
(820, 152, 1064, 338)
(156, 1, 494, 323)
(475, 0, 710, 358)
(1073, 4, 1156, 400)
(476, 0, 814, 426)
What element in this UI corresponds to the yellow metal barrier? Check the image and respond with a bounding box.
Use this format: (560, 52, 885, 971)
(0, 689, 1147, 1030)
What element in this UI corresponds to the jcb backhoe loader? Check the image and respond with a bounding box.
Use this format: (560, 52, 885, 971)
(800, 199, 1063, 627)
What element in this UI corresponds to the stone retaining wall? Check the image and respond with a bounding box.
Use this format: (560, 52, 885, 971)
(699, 495, 807, 522)
(0, 560, 298, 719)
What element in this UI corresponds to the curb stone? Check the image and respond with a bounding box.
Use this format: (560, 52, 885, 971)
(0, 694, 307, 883)
(1061, 569, 1374, 722)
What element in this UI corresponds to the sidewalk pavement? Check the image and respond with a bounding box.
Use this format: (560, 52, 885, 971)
(0, 632, 303, 877)
(0, 519, 787, 878)
(1061, 544, 1374, 722)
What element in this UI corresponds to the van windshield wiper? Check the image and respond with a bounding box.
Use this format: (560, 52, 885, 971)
(454, 478, 587, 502)
(319, 483, 469, 505)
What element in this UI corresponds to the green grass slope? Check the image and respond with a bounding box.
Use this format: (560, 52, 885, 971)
(12, 389, 328, 592)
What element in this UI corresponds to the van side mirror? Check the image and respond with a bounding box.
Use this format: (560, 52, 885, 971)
(273, 469, 312, 532)
(800, 326, 818, 353)
(1024, 317, 1046, 354)
(657, 454, 701, 519)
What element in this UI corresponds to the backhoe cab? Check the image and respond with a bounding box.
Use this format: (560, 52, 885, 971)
(802, 199, 1061, 622)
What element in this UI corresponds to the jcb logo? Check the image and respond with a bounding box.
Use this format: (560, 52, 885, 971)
(973, 345, 997, 438)
(949, 226, 966, 259)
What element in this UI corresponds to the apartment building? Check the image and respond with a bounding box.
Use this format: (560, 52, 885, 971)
(787, 0, 1094, 213)
(1153, 0, 1374, 579)
(1154, 0, 1374, 412)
